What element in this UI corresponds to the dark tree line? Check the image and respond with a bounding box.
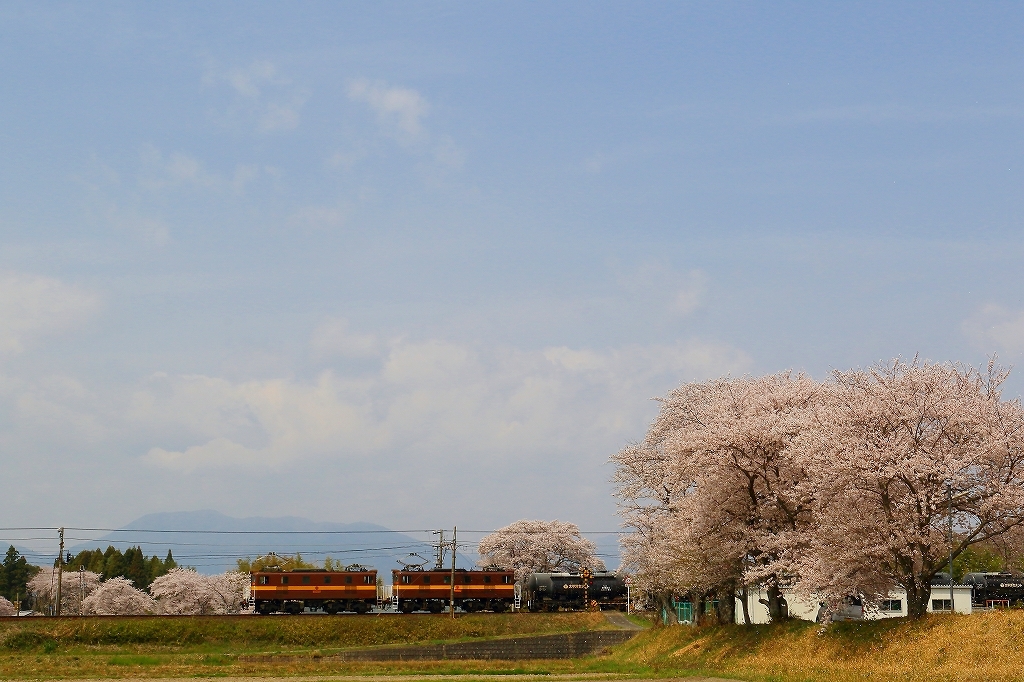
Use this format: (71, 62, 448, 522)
(66, 546, 177, 589)
(1, 546, 39, 603)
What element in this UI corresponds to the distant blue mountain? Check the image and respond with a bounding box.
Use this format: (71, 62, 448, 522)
(65, 510, 461, 575)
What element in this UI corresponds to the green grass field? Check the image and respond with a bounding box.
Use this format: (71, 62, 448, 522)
(0, 612, 612, 679)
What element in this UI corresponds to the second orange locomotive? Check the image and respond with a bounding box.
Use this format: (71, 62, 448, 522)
(392, 567, 515, 613)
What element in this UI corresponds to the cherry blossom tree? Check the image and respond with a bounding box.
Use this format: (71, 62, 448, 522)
(82, 577, 156, 615)
(477, 520, 605, 582)
(207, 571, 249, 613)
(614, 372, 821, 623)
(615, 360, 1024, 623)
(27, 569, 101, 615)
(0, 596, 16, 616)
(793, 359, 1024, 619)
(149, 568, 248, 615)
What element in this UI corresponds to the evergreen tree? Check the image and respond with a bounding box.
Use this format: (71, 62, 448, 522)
(1, 546, 38, 603)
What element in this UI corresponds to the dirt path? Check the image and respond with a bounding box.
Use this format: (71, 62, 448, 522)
(46, 677, 740, 682)
(603, 612, 644, 630)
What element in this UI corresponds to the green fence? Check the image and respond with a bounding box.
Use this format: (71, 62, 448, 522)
(666, 599, 719, 624)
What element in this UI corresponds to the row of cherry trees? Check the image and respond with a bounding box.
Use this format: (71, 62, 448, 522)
(21, 567, 248, 615)
(613, 359, 1024, 621)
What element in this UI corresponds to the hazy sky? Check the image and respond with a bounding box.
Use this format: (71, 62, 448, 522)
(2, 2, 1023, 536)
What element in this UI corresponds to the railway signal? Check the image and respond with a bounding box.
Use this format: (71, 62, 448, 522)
(581, 567, 593, 610)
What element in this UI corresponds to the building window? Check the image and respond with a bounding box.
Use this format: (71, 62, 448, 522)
(932, 599, 952, 611)
(880, 599, 902, 612)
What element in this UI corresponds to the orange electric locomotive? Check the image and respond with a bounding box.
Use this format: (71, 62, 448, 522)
(392, 567, 515, 613)
(250, 565, 377, 615)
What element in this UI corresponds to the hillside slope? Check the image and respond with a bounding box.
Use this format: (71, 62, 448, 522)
(612, 610, 1024, 681)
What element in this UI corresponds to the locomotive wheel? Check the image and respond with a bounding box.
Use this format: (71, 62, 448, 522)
(428, 600, 443, 613)
(354, 601, 370, 614)
(491, 600, 508, 613)
(400, 601, 415, 614)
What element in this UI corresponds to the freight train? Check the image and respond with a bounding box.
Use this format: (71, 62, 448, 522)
(525, 571, 628, 611)
(962, 572, 1024, 608)
(250, 565, 625, 614)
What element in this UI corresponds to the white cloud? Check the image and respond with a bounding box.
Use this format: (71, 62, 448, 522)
(203, 60, 307, 133)
(348, 79, 430, 138)
(139, 146, 262, 195)
(137, 335, 750, 473)
(310, 317, 379, 359)
(0, 272, 101, 354)
(962, 304, 1024, 352)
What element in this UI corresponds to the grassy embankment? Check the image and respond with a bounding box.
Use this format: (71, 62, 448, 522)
(4, 610, 1024, 680)
(0, 612, 611, 679)
(606, 610, 1024, 681)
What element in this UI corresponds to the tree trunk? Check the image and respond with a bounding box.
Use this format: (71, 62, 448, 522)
(715, 581, 736, 625)
(657, 593, 678, 625)
(904, 577, 931, 620)
(739, 583, 751, 625)
(758, 582, 788, 622)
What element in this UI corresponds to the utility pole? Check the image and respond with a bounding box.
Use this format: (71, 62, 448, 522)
(55, 527, 64, 617)
(948, 484, 954, 612)
(450, 527, 457, 618)
(581, 567, 593, 611)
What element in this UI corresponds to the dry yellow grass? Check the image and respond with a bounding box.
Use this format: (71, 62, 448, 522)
(611, 610, 1024, 681)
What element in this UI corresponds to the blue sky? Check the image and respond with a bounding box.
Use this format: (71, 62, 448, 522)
(1, 2, 1023, 539)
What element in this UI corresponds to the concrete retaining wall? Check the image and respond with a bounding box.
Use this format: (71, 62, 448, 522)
(334, 630, 639, 660)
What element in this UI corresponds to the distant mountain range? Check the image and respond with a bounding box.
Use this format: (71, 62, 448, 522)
(64, 510, 462, 575)
(14, 509, 622, 575)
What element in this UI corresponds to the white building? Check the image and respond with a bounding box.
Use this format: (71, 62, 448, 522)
(735, 584, 972, 624)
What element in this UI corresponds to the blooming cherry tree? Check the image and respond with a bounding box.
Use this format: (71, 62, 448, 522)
(613, 372, 819, 623)
(27, 569, 101, 615)
(477, 520, 604, 582)
(0, 597, 16, 616)
(794, 359, 1024, 619)
(149, 568, 248, 615)
(614, 360, 1024, 622)
(82, 577, 156, 615)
